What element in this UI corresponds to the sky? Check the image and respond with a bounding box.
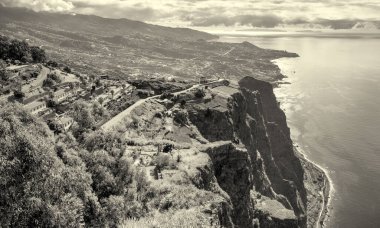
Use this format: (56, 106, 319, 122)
(1, 0, 380, 32)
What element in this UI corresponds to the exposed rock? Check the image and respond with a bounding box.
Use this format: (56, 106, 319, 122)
(122, 77, 310, 227)
(184, 78, 307, 227)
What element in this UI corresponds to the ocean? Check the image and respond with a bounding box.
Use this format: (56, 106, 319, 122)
(218, 34, 380, 228)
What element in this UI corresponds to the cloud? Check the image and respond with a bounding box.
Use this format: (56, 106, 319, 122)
(1, 0, 74, 12)
(315, 19, 359, 30)
(1, 0, 380, 30)
(71, 1, 163, 21)
(285, 18, 380, 30)
(191, 14, 283, 28)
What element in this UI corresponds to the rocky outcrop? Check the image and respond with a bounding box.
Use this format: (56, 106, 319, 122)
(186, 76, 307, 227)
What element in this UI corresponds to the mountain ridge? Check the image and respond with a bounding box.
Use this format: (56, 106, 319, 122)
(0, 6, 218, 41)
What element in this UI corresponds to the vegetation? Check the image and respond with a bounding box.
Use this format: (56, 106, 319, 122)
(173, 110, 188, 126)
(47, 118, 64, 134)
(0, 105, 93, 227)
(194, 88, 205, 98)
(13, 90, 25, 99)
(47, 60, 59, 67)
(0, 104, 153, 227)
(63, 66, 72, 73)
(30, 46, 47, 63)
(160, 92, 174, 100)
(0, 60, 9, 81)
(43, 72, 62, 88)
(0, 35, 46, 63)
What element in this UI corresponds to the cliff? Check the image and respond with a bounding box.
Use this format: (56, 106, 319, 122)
(119, 77, 310, 227)
(187, 77, 306, 227)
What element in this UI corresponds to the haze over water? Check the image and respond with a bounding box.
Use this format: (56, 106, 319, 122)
(219, 34, 380, 228)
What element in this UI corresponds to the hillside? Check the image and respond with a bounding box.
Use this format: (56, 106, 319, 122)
(0, 6, 217, 41)
(0, 6, 297, 83)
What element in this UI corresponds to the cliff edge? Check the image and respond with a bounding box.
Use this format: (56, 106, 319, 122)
(116, 77, 319, 227)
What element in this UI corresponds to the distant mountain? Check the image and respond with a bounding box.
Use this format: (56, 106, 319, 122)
(0, 6, 217, 41)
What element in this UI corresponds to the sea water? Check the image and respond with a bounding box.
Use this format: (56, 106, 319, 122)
(219, 34, 380, 228)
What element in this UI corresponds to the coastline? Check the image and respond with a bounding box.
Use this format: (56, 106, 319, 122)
(272, 59, 334, 227)
(295, 145, 334, 227)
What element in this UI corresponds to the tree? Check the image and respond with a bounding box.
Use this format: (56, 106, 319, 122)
(48, 72, 62, 83)
(43, 73, 62, 88)
(47, 118, 63, 134)
(0, 104, 94, 227)
(95, 79, 101, 87)
(13, 90, 25, 99)
(47, 60, 58, 67)
(0, 35, 11, 59)
(180, 99, 186, 108)
(98, 97, 104, 105)
(194, 88, 205, 98)
(30, 46, 47, 63)
(8, 39, 31, 62)
(71, 101, 96, 131)
(46, 99, 57, 108)
(43, 77, 55, 88)
(63, 66, 72, 73)
(0, 60, 9, 81)
(111, 90, 115, 99)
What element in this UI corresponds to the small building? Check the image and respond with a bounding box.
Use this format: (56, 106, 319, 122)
(24, 101, 47, 114)
(57, 117, 74, 131)
(51, 88, 72, 103)
(22, 88, 49, 104)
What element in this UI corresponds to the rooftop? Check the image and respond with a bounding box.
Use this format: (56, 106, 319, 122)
(24, 101, 45, 110)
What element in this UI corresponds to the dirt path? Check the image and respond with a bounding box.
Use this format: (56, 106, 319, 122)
(222, 47, 235, 56)
(22, 66, 50, 91)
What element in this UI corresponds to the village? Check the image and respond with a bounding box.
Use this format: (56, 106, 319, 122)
(0, 60, 139, 133)
(0, 59, 221, 135)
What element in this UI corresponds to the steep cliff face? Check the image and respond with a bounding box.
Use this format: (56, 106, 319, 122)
(187, 77, 307, 227)
(120, 76, 308, 227)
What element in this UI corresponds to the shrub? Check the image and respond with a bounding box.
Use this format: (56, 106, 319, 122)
(205, 108, 213, 118)
(13, 90, 25, 99)
(30, 46, 47, 63)
(180, 99, 186, 107)
(173, 110, 188, 125)
(47, 119, 63, 134)
(176, 154, 182, 163)
(48, 72, 62, 83)
(153, 154, 171, 169)
(194, 88, 205, 98)
(101, 195, 126, 227)
(46, 99, 57, 108)
(43, 77, 55, 87)
(160, 92, 174, 100)
(154, 112, 163, 119)
(63, 66, 72, 74)
(47, 60, 59, 67)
